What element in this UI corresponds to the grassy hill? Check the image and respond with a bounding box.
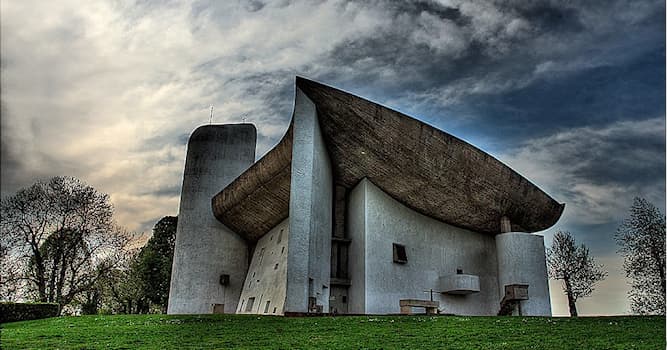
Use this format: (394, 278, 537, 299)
(1, 314, 664, 349)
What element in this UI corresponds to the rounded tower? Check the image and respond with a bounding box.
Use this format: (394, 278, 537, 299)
(495, 232, 552, 316)
(168, 124, 256, 314)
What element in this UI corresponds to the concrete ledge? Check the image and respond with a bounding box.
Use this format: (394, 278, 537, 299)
(440, 274, 481, 295)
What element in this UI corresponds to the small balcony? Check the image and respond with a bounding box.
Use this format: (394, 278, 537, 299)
(439, 274, 480, 295)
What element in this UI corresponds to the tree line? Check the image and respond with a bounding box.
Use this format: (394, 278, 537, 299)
(1, 176, 664, 316)
(0, 176, 176, 314)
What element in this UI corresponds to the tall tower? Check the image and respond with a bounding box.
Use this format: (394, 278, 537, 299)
(168, 124, 256, 314)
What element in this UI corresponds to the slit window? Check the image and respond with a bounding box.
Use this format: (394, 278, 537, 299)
(245, 297, 255, 312)
(393, 243, 407, 264)
(264, 301, 271, 313)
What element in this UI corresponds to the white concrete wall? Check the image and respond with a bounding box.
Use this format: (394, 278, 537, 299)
(348, 178, 501, 315)
(168, 124, 256, 314)
(285, 88, 333, 313)
(237, 218, 289, 315)
(496, 232, 552, 316)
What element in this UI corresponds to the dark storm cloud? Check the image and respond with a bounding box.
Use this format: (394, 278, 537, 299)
(500, 116, 665, 256)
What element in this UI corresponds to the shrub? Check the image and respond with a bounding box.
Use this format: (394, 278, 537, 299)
(0, 302, 59, 323)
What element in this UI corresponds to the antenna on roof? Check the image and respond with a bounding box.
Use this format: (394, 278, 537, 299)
(209, 105, 214, 124)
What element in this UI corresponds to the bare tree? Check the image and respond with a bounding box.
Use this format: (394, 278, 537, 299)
(616, 197, 665, 315)
(0, 176, 130, 310)
(547, 231, 607, 317)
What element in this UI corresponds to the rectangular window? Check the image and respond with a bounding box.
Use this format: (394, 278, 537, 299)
(393, 243, 407, 264)
(264, 301, 271, 313)
(246, 297, 255, 312)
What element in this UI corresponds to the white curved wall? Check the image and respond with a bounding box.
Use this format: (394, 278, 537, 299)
(167, 124, 256, 315)
(495, 232, 551, 316)
(348, 178, 500, 315)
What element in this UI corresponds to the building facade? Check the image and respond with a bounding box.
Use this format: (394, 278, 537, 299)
(167, 77, 564, 316)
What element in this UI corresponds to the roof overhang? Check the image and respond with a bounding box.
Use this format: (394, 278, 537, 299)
(212, 77, 564, 242)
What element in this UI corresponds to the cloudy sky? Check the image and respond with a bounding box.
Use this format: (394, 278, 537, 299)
(1, 0, 664, 316)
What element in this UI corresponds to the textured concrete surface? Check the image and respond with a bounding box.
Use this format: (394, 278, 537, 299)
(285, 88, 332, 313)
(211, 77, 563, 240)
(237, 218, 289, 315)
(346, 179, 367, 314)
(167, 124, 256, 315)
(348, 179, 501, 315)
(495, 232, 552, 316)
(440, 274, 481, 295)
(212, 125, 292, 242)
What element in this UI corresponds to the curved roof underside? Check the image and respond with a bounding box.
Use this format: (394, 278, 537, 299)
(213, 77, 564, 242)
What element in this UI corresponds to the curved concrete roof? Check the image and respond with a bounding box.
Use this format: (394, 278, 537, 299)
(213, 77, 564, 242)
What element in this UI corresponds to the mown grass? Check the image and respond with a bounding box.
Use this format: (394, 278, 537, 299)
(1, 314, 664, 349)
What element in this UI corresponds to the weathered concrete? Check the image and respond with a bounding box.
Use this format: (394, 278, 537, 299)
(440, 274, 481, 295)
(237, 218, 289, 315)
(212, 126, 293, 242)
(167, 124, 256, 315)
(211, 77, 564, 241)
(495, 232, 551, 316)
(346, 178, 367, 314)
(348, 178, 500, 315)
(285, 88, 333, 313)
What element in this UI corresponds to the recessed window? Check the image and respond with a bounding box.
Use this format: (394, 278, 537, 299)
(342, 296, 347, 303)
(274, 263, 279, 270)
(277, 229, 283, 244)
(246, 297, 255, 312)
(393, 243, 407, 264)
(273, 307, 277, 313)
(264, 301, 271, 313)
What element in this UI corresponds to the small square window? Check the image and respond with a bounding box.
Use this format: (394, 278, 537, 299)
(393, 243, 407, 264)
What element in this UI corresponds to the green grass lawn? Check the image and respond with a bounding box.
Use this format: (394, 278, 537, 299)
(1, 314, 664, 349)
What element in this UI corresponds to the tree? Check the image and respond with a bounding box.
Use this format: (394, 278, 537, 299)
(0, 176, 130, 311)
(134, 216, 177, 313)
(547, 231, 607, 317)
(615, 197, 665, 315)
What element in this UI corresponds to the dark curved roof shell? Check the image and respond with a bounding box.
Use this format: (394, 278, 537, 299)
(213, 77, 564, 242)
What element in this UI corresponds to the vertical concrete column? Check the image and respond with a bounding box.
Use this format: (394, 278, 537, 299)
(495, 232, 552, 316)
(168, 124, 256, 315)
(285, 88, 333, 313)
